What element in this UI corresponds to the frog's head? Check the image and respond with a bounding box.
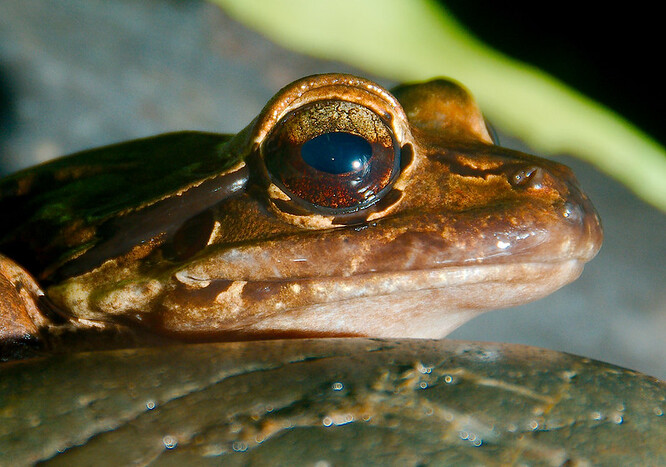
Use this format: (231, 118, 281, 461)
(42, 74, 601, 341)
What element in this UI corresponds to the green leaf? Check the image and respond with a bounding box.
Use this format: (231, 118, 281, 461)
(211, 0, 666, 211)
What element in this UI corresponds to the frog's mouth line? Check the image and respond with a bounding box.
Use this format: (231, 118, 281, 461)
(157, 259, 585, 340)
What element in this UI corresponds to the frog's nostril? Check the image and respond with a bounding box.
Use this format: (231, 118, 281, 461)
(509, 165, 543, 188)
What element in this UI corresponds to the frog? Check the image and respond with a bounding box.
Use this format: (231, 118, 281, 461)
(0, 73, 602, 360)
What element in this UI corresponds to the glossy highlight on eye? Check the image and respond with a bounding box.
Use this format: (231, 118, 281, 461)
(301, 132, 372, 175)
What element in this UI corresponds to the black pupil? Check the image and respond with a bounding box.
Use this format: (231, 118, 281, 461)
(300, 132, 372, 174)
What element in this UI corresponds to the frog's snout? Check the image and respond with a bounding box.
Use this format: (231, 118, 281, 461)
(538, 160, 603, 262)
(568, 182, 603, 262)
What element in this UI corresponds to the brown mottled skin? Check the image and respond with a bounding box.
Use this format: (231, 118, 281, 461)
(0, 74, 602, 359)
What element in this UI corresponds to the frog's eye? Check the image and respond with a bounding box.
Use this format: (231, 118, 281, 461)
(263, 100, 400, 213)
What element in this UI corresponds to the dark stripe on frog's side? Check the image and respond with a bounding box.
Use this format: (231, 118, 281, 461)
(0, 132, 243, 281)
(164, 209, 217, 262)
(55, 165, 249, 281)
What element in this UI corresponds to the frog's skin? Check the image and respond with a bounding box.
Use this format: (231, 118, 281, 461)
(0, 74, 601, 359)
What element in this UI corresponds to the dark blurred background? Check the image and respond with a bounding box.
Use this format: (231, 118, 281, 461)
(445, 2, 665, 148)
(0, 1, 663, 378)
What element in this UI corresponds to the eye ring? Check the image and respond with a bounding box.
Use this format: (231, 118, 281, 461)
(262, 100, 401, 214)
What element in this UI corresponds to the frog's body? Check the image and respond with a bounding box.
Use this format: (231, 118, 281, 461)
(0, 74, 601, 358)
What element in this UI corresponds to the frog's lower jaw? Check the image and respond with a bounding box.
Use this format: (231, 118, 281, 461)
(149, 259, 585, 340)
